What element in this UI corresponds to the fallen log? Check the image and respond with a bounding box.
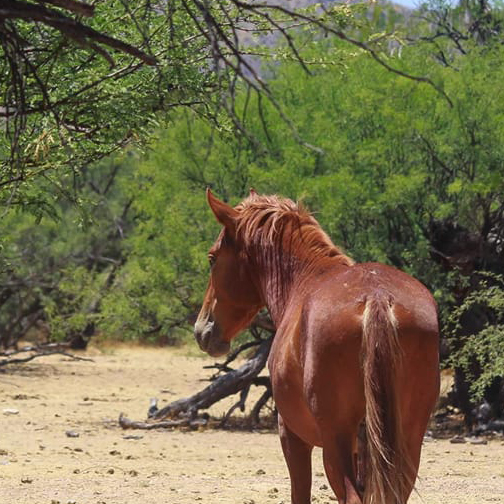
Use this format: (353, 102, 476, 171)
(118, 333, 274, 431)
(118, 413, 207, 430)
(151, 335, 273, 421)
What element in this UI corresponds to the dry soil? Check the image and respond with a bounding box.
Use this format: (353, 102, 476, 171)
(1, 344, 503, 504)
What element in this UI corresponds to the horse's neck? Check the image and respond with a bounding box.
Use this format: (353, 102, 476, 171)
(249, 224, 352, 324)
(257, 254, 327, 326)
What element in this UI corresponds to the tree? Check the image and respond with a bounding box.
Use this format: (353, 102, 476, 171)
(3, 0, 504, 428)
(116, 9, 504, 426)
(1, 0, 447, 211)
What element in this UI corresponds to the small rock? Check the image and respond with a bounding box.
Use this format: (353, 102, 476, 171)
(449, 435, 466, 444)
(109, 450, 121, 456)
(21, 476, 33, 483)
(66, 430, 80, 438)
(319, 484, 328, 490)
(123, 435, 143, 440)
(148, 397, 159, 418)
(107, 468, 114, 474)
(3, 408, 19, 415)
(468, 437, 488, 445)
(129, 470, 138, 477)
(255, 469, 266, 475)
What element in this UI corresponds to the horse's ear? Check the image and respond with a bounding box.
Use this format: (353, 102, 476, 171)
(206, 188, 238, 230)
(249, 187, 258, 198)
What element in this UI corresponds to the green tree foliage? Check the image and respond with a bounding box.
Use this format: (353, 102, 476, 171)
(0, 1, 207, 204)
(0, 154, 134, 347)
(448, 272, 504, 401)
(104, 4, 504, 404)
(1, 1, 504, 415)
(1, 0, 371, 211)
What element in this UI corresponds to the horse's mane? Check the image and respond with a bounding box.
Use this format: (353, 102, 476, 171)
(234, 194, 354, 267)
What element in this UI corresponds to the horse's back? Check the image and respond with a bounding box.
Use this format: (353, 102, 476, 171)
(303, 262, 438, 341)
(297, 261, 439, 431)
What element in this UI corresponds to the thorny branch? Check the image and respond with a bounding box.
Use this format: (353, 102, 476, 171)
(1, 0, 457, 201)
(0, 0, 156, 65)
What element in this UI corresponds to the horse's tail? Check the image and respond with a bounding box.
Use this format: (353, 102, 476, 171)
(362, 293, 412, 504)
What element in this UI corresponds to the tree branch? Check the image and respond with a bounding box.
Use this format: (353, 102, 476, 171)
(0, 0, 156, 65)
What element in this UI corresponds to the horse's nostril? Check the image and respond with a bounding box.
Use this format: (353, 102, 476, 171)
(195, 320, 216, 352)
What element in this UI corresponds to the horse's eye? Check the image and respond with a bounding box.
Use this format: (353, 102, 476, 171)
(208, 254, 216, 267)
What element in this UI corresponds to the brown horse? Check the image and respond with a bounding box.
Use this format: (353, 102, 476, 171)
(194, 189, 440, 504)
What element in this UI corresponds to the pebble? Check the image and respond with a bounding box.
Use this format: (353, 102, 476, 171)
(66, 430, 80, 438)
(449, 435, 466, 444)
(3, 408, 19, 415)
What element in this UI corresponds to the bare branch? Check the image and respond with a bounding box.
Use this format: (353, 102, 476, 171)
(0, 350, 94, 367)
(119, 412, 208, 430)
(37, 0, 94, 17)
(0, 0, 156, 65)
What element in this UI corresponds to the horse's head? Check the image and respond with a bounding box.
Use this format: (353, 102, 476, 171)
(194, 189, 264, 357)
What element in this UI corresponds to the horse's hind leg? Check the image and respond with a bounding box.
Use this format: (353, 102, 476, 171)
(322, 429, 363, 504)
(355, 420, 366, 495)
(278, 415, 313, 504)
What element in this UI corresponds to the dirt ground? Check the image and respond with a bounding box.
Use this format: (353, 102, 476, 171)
(1, 344, 503, 504)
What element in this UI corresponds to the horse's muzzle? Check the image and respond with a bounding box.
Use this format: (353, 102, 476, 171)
(194, 320, 230, 357)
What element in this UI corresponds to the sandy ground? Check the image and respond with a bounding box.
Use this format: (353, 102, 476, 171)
(1, 344, 503, 504)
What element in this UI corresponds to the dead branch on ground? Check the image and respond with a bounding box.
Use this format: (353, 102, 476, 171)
(119, 319, 275, 430)
(0, 343, 94, 367)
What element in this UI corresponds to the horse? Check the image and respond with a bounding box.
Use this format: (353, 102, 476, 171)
(194, 189, 440, 504)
